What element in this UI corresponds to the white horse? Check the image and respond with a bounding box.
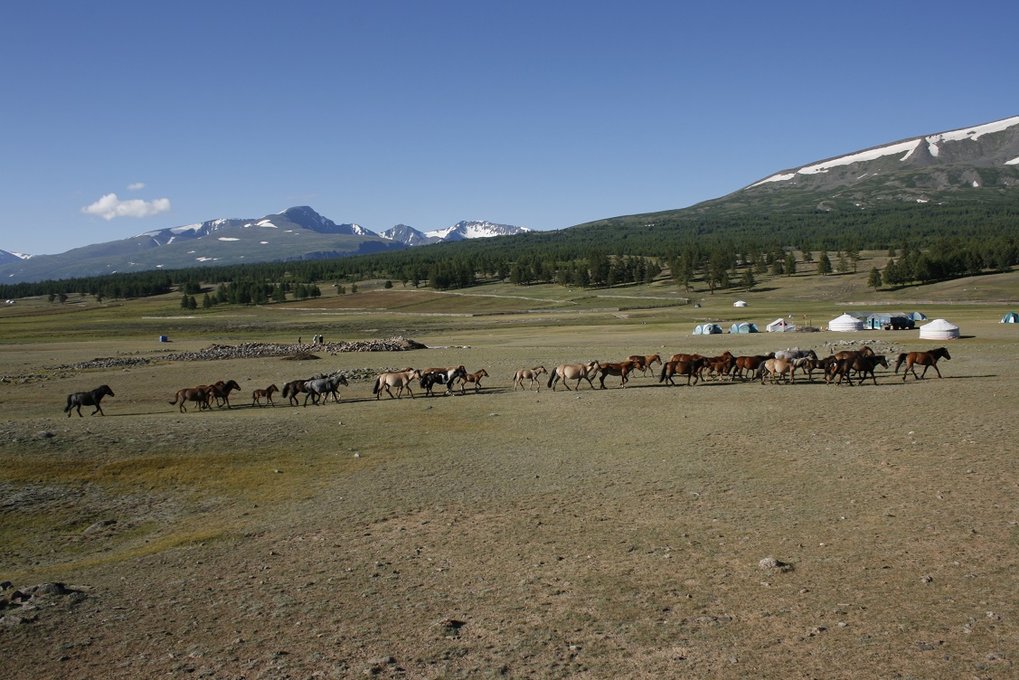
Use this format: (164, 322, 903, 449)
(372, 369, 422, 399)
(547, 361, 601, 391)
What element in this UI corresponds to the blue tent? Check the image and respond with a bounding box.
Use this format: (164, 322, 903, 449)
(729, 321, 759, 334)
(908, 311, 927, 321)
(1002, 311, 1019, 323)
(693, 323, 723, 335)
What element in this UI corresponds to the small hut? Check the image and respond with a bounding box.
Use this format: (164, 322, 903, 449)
(828, 313, 864, 332)
(919, 318, 960, 340)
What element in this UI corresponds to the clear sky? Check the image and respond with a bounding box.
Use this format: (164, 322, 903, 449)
(3, 1, 1017, 255)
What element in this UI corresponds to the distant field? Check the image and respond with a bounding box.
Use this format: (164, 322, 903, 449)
(2, 267, 1018, 678)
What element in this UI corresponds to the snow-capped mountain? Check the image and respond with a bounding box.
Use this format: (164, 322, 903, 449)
(741, 115, 1019, 205)
(380, 220, 531, 247)
(0, 207, 531, 283)
(0, 249, 32, 265)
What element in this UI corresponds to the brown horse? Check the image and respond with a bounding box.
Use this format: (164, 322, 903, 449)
(733, 353, 774, 381)
(833, 345, 876, 361)
(598, 360, 637, 389)
(513, 366, 547, 391)
(205, 379, 241, 408)
(458, 368, 490, 393)
(626, 353, 662, 377)
(659, 356, 707, 386)
(895, 347, 951, 381)
(703, 351, 736, 381)
(252, 384, 279, 407)
(831, 354, 889, 386)
(373, 369, 423, 399)
(282, 378, 311, 406)
(169, 386, 212, 413)
(548, 361, 600, 391)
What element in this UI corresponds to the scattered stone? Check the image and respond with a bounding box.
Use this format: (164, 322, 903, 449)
(759, 556, 794, 572)
(439, 618, 467, 637)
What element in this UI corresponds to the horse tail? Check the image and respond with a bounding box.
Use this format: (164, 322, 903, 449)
(168, 392, 180, 406)
(659, 364, 668, 383)
(894, 353, 907, 374)
(64, 395, 73, 413)
(372, 376, 382, 395)
(547, 371, 557, 389)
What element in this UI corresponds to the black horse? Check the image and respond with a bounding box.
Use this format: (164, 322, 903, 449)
(65, 385, 115, 417)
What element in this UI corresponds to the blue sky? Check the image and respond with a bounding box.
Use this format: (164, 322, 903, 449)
(3, 1, 1017, 255)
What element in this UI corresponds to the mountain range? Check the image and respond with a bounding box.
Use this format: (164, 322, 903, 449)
(3, 114, 1018, 284)
(0, 208, 530, 283)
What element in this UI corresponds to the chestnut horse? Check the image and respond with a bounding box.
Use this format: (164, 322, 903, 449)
(205, 379, 241, 408)
(169, 386, 212, 413)
(513, 366, 547, 391)
(733, 353, 774, 381)
(458, 368, 490, 393)
(830, 354, 889, 386)
(895, 347, 951, 381)
(251, 384, 279, 407)
(548, 361, 600, 391)
(65, 384, 115, 417)
(626, 353, 662, 377)
(598, 360, 637, 389)
(659, 356, 707, 386)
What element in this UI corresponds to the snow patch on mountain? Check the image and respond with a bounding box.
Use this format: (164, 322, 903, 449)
(751, 115, 1019, 187)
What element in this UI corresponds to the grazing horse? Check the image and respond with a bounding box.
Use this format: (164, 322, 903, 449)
(833, 345, 875, 362)
(206, 379, 242, 408)
(513, 366, 547, 391)
(458, 368, 490, 393)
(794, 357, 826, 383)
(373, 369, 423, 399)
(626, 353, 662, 377)
(733, 353, 774, 381)
(302, 374, 349, 406)
(895, 347, 951, 381)
(64, 385, 115, 417)
(659, 356, 707, 386)
(282, 378, 311, 406)
(252, 384, 279, 407)
(169, 386, 212, 413)
(598, 360, 637, 389)
(760, 357, 796, 384)
(547, 361, 601, 391)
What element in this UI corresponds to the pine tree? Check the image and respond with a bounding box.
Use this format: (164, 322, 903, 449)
(867, 266, 882, 290)
(817, 252, 833, 276)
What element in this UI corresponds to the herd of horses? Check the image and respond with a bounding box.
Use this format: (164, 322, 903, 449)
(60, 346, 953, 415)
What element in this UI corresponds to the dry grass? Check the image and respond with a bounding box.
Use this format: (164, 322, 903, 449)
(2, 270, 1018, 678)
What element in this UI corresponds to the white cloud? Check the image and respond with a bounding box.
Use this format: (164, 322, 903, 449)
(127, 182, 146, 191)
(82, 193, 171, 220)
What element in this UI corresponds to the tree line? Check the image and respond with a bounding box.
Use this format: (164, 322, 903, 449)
(2, 200, 1016, 303)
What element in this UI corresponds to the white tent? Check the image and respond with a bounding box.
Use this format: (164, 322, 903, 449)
(693, 323, 723, 335)
(733, 300, 748, 308)
(919, 318, 960, 340)
(1001, 311, 1019, 324)
(828, 313, 864, 332)
(766, 318, 795, 333)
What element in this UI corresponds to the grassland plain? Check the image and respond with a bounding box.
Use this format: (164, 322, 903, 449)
(2, 266, 1018, 679)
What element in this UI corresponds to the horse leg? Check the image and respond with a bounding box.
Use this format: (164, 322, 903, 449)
(931, 364, 943, 378)
(93, 404, 104, 416)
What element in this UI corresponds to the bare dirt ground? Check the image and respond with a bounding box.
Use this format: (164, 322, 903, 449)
(2, 322, 1017, 679)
